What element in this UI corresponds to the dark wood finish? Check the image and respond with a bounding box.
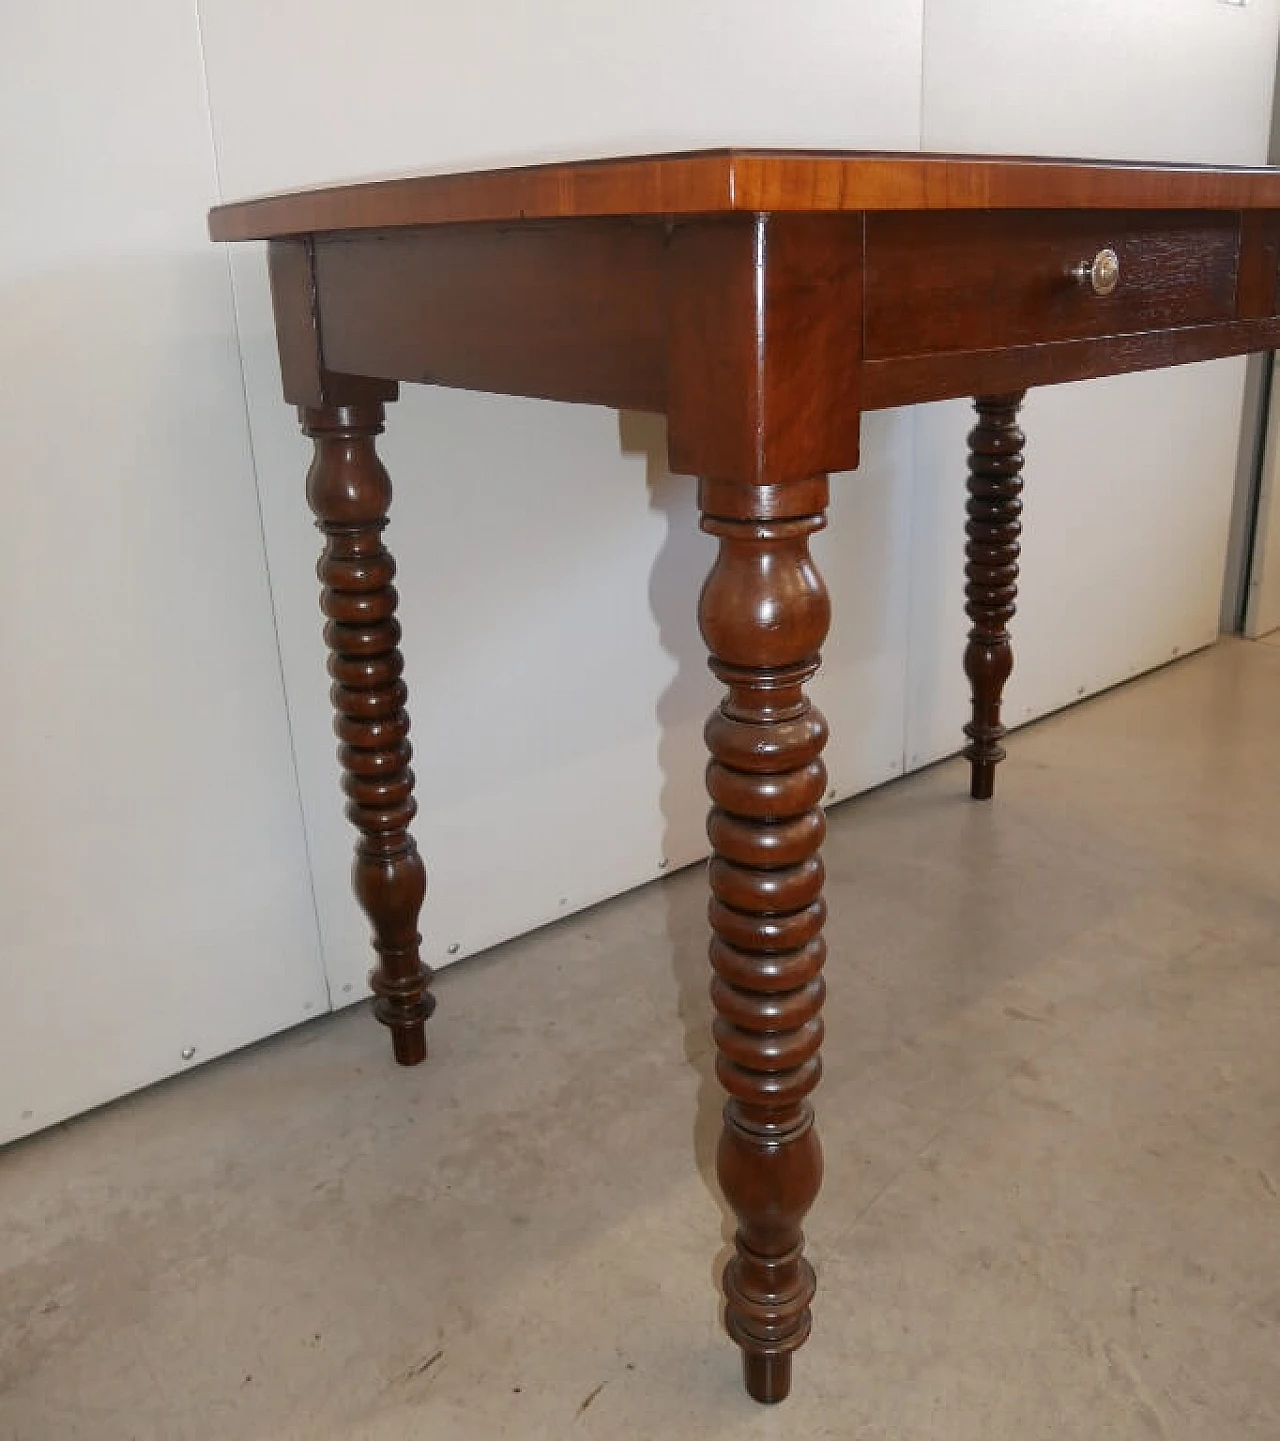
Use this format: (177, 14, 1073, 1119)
(258, 200, 1280, 425)
(313, 222, 668, 411)
(963, 394, 1027, 801)
(862, 315, 1280, 410)
(266, 240, 397, 409)
(666, 217, 848, 1398)
(665, 214, 863, 482)
(209, 149, 1280, 1405)
(699, 472, 830, 1405)
(866, 211, 1239, 357)
(209, 149, 1280, 240)
(303, 402, 434, 1065)
(1239, 211, 1280, 319)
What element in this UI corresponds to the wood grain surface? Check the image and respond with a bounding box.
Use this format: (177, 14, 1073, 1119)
(209, 149, 1280, 241)
(864, 210, 1241, 358)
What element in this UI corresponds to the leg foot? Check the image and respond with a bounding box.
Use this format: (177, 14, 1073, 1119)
(963, 392, 1026, 801)
(389, 1018, 428, 1066)
(302, 402, 435, 1066)
(743, 1352, 792, 1405)
(970, 758, 997, 802)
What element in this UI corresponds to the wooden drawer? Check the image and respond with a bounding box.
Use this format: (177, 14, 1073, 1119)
(864, 210, 1241, 359)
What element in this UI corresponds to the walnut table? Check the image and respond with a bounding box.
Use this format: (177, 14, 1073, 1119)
(209, 150, 1280, 1404)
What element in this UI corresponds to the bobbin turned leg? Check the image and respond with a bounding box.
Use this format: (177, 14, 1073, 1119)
(963, 392, 1026, 801)
(699, 473, 830, 1405)
(302, 402, 434, 1065)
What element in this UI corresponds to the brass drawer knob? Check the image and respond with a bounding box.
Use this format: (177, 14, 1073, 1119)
(1071, 247, 1120, 296)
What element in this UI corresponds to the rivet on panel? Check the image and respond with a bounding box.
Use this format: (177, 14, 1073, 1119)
(181, 1047, 196, 1061)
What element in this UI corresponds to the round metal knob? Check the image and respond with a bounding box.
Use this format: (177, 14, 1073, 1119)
(1071, 247, 1120, 296)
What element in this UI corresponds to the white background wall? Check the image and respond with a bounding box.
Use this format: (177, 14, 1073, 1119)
(0, 3, 329, 1142)
(2, 1, 1275, 1143)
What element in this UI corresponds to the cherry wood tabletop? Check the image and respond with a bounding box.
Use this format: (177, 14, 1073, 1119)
(208, 148, 1280, 241)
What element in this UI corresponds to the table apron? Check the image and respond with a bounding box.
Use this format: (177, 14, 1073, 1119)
(862, 316, 1280, 411)
(285, 212, 1280, 423)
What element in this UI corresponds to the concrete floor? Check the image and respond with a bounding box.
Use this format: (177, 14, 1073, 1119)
(4, 638, 1280, 1441)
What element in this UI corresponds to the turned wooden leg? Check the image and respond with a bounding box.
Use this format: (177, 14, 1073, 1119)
(963, 392, 1026, 801)
(699, 473, 830, 1404)
(302, 402, 435, 1065)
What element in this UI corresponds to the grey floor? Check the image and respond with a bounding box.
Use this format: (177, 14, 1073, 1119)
(4, 638, 1280, 1441)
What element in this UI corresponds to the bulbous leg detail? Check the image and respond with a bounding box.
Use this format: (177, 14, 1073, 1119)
(963, 392, 1026, 801)
(699, 474, 831, 1403)
(302, 402, 435, 1065)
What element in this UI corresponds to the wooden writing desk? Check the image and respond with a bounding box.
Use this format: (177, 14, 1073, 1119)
(210, 151, 1280, 1403)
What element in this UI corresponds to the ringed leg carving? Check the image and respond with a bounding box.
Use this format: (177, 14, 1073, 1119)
(302, 402, 435, 1065)
(699, 473, 830, 1405)
(963, 391, 1026, 801)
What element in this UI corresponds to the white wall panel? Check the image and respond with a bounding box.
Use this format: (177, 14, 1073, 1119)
(922, 0, 1277, 166)
(198, 2, 924, 192)
(0, 4, 326, 1142)
(909, 0, 1279, 769)
(198, 2, 926, 993)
